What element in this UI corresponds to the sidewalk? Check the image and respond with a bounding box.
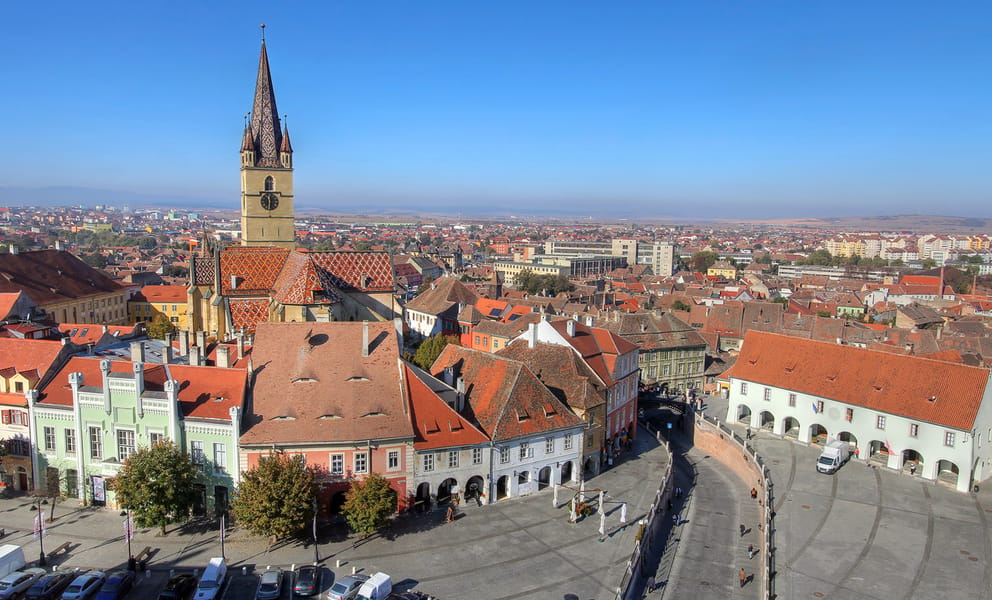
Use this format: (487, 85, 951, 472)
(0, 426, 670, 599)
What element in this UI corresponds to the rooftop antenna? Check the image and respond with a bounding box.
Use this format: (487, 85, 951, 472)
(260, 23, 266, 42)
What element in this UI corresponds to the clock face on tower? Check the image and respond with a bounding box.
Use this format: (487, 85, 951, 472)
(260, 192, 279, 211)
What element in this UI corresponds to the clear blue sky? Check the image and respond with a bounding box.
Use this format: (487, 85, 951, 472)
(4, 1, 991, 218)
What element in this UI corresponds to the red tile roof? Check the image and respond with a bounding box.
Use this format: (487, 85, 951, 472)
(0, 337, 64, 383)
(0, 292, 23, 319)
(58, 324, 140, 345)
(730, 330, 989, 430)
(0, 249, 124, 305)
(132, 285, 188, 303)
(548, 320, 637, 386)
(404, 363, 488, 450)
(229, 299, 270, 333)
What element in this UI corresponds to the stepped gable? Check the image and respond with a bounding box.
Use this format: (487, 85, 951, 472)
(310, 251, 394, 293)
(498, 339, 606, 411)
(220, 246, 292, 294)
(405, 277, 479, 315)
(229, 299, 270, 333)
(431, 345, 583, 441)
(404, 363, 488, 450)
(241, 321, 413, 444)
(730, 330, 989, 431)
(0, 249, 123, 304)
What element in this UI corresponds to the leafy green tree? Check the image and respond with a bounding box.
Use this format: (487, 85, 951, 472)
(113, 441, 198, 535)
(163, 264, 188, 278)
(690, 251, 718, 273)
(138, 237, 157, 249)
(146, 315, 177, 340)
(413, 334, 460, 370)
(772, 297, 789, 306)
(817, 310, 832, 318)
(671, 300, 691, 312)
(804, 249, 834, 266)
(80, 252, 108, 269)
(231, 452, 315, 542)
(922, 258, 937, 269)
(342, 472, 397, 538)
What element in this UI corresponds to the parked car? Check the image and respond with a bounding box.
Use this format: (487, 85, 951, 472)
(193, 558, 226, 600)
(325, 574, 369, 600)
(0, 568, 46, 600)
(94, 571, 135, 600)
(157, 574, 197, 600)
(254, 569, 282, 600)
(61, 571, 105, 600)
(293, 565, 321, 597)
(24, 572, 74, 600)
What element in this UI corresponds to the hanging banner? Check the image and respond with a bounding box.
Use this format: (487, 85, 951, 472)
(122, 514, 134, 542)
(33, 511, 47, 539)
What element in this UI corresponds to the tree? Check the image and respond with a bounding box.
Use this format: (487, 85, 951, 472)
(231, 452, 315, 542)
(413, 334, 460, 370)
(113, 441, 199, 535)
(342, 472, 397, 538)
(922, 258, 937, 269)
(690, 251, 718, 273)
(146, 315, 177, 340)
(671, 300, 691, 312)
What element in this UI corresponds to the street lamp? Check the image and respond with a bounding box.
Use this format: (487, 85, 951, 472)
(29, 498, 48, 566)
(120, 509, 135, 571)
(311, 497, 319, 564)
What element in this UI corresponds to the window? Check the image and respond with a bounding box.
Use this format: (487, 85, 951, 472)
(845, 408, 853, 422)
(519, 443, 533, 460)
(190, 441, 205, 469)
(64, 429, 76, 454)
(6, 438, 29, 456)
(740, 382, 748, 395)
(213, 443, 227, 473)
(44, 426, 56, 452)
(499, 447, 510, 464)
(89, 427, 103, 459)
(388, 450, 400, 470)
(876, 415, 886, 430)
(472, 448, 483, 465)
(14, 381, 23, 393)
(423, 453, 435, 472)
(149, 432, 165, 446)
(330, 454, 344, 475)
(788, 393, 796, 408)
(909, 423, 919, 438)
(944, 431, 956, 447)
(474, 335, 480, 345)
(816, 400, 824, 413)
(1, 410, 27, 425)
(448, 450, 459, 469)
(264, 176, 274, 191)
(546, 437, 555, 454)
(763, 388, 771, 401)
(493, 339, 500, 349)
(565, 435, 574, 451)
(117, 430, 136, 461)
(354, 452, 368, 473)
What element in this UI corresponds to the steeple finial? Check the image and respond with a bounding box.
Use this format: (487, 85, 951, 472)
(260, 23, 266, 42)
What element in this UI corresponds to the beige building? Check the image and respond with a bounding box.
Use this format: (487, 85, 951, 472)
(128, 285, 191, 330)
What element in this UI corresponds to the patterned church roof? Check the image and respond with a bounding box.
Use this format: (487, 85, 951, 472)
(309, 252, 394, 292)
(229, 298, 270, 333)
(249, 39, 285, 168)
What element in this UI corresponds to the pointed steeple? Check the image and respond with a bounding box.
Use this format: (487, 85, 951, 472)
(280, 120, 293, 153)
(249, 25, 284, 168)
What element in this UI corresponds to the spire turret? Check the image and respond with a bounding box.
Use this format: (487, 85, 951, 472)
(247, 27, 285, 168)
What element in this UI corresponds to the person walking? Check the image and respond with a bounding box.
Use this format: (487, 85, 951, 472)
(740, 522, 746, 537)
(739, 567, 747, 588)
(748, 543, 755, 559)
(645, 575, 655, 593)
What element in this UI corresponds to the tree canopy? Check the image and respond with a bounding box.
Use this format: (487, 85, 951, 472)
(690, 251, 718, 273)
(113, 441, 199, 534)
(342, 472, 397, 538)
(231, 452, 315, 541)
(146, 315, 177, 340)
(413, 334, 460, 370)
(514, 269, 573, 296)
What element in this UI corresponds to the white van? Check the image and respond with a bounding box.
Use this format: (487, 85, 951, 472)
(194, 557, 227, 600)
(816, 440, 851, 474)
(355, 572, 391, 600)
(0, 546, 25, 579)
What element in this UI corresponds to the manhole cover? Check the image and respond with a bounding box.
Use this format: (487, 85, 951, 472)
(961, 550, 971, 555)
(801, 505, 811, 509)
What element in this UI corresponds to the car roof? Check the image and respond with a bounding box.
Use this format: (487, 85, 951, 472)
(339, 574, 370, 583)
(260, 570, 280, 581)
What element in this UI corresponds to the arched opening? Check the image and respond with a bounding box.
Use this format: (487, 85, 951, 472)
(415, 482, 431, 513)
(837, 431, 858, 450)
(736, 404, 752, 424)
(517, 471, 529, 486)
(562, 460, 574, 484)
(16, 466, 28, 491)
(783, 417, 800, 439)
(902, 449, 924, 475)
(437, 478, 457, 505)
(759, 411, 775, 431)
(867, 440, 889, 465)
(496, 475, 509, 501)
(809, 424, 828, 446)
(192, 484, 207, 517)
(936, 460, 959, 488)
(538, 466, 552, 490)
(465, 476, 485, 504)
(328, 491, 348, 515)
(264, 176, 274, 191)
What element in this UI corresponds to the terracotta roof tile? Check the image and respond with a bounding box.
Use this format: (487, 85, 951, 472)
(132, 285, 188, 303)
(404, 363, 488, 450)
(0, 249, 124, 305)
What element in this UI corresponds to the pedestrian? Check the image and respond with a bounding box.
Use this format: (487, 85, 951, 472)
(740, 523, 746, 537)
(748, 543, 754, 559)
(646, 575, 656, 593)
(910, 463, 917, 475)
(446, 505, 454, 522)
(673, 514, 679, 526)
(739, 567, 747, 588)
(746, 427, 752, 440)
(675, 487, 682, 499)
(750, 487, 757, 499)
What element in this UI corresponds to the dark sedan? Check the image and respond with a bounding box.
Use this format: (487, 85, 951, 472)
(292, 565, 322, 597)
(94, 571, 135, 600)
(23, 572, 74, 600)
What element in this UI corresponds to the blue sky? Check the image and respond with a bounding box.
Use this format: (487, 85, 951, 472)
(4, 2, 991, 218)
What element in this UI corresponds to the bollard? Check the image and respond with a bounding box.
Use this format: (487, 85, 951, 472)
(336, 560, 341, 568)
(352, 566, 357, 575)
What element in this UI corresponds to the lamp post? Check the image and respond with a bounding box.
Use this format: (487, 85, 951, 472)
(311, 497, 319, 564)
(120, 509, 135, 571)
(29, 498, 48, 566)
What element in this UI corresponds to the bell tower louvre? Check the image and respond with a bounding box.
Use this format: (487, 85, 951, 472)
(240, 25, 295, 249)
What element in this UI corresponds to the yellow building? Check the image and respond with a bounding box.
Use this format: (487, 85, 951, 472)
(707, 260, 738, 279)
(129, 285, 190, 330)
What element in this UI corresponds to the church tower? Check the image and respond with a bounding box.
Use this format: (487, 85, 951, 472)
(240, 26, 295, 249)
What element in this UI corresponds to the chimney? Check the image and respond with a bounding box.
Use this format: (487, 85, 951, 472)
(102, 324, 108, 334)
(236, 333, 245, 359)
(362, 321, 369, 358)
(8, 244, 16, 255)
(61, 337, 70, 346)
(528, 322, 538, 349)
(163, 333, 172, 364)
(190, 345, 201, 367)
(456, 377, 466, 412)
(99, 359, 113, 414)
(178, 331, 189, 356)
(133, 361, 145, 416)
(230, 275, 238, 290)
(585, 315, 594, 327)
(443, 367, 454, 386)
(196, 331, 206, 350)
(216, 345, 231, 369)
(130, 341, 145, 363)
(566, 320, 576, 337)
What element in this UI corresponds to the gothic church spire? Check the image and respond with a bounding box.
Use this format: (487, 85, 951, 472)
(248, 26, 286, 168)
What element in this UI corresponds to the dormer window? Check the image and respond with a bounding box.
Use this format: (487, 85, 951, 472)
(264, 176, 274, 191)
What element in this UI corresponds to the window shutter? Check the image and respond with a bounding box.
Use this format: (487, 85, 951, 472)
(1, 410, 10, 424)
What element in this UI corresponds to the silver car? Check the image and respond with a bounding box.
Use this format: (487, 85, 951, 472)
(0, 569, 47, 600)
(325, 574, 369, 600)
(61, 572, 105, 600)
(255, 570, 282, 600)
